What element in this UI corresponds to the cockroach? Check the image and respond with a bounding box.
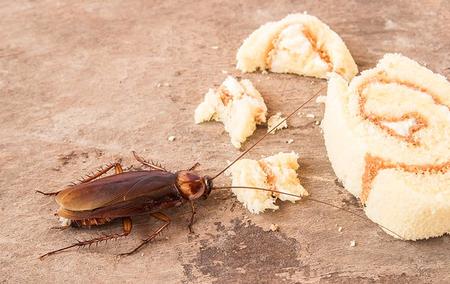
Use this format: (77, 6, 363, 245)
(38, 86, 403, 259)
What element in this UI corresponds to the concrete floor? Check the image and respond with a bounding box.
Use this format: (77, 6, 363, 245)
(1, 0, 449, 283)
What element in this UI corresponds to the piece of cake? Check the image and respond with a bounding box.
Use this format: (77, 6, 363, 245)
(236, 13, 358, 80)
(227, 152, 308, 214)
(195, 76, 268, 148)
(322, 53, 450, 240)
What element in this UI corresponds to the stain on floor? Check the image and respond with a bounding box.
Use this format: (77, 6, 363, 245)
(191, 219, 303, 283)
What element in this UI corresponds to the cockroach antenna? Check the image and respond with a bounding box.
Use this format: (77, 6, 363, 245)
(211, 185, 409, 241)
(210, 85, 326, 180)
(209, 86, 415, 243)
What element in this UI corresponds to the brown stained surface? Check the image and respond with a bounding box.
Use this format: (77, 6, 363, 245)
(1, 1, 450, 283)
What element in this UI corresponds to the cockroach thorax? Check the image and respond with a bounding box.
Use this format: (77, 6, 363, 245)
(175, 171, 212, 200)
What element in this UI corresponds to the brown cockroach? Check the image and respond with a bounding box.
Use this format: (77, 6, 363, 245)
(38, 87, 403, 259)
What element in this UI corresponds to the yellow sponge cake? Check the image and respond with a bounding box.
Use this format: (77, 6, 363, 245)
(322, 53, 450, 240)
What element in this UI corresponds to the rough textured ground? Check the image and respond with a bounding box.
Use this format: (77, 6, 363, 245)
(1, 0, 449, 283)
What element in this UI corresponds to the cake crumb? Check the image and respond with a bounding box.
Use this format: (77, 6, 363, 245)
(286, 139, 294, 144)
(261, 70, 268, 75)
(315, 120, 320, 125)
(141, 253, 144, 257)
(221, 70, 228, 74)
(384, 19, 398, 30)
(316, 95, 327, 104)
(168, 136, 176, 142)
(163, 82, 171, 87)
(194, 76, 267, 148)
(338, 226, 343, 232)
(211, 46, 219, 49)
(267, 113, 288, 134)
(269, 224, 279, 232)
(228, 152, 308, 214)
(306, 113, 315, 118)
(156, 82, 162, 88)
(350, 240, 356, 247)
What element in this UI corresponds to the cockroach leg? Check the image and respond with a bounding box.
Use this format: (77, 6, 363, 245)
(188, 201, 196, 233)
(37, 162, 124, 195)
(114, 163, 123, 174)
(36, 190, 60, 196)
(188, 162, 200, 171)
(118, 212, 170, 257)
(132, 151, 167, 171)
(77, 162, 123, 184)
(50, 225, 70, 230)
(39, 217, 132, 260)
(122, 216, 133, 233)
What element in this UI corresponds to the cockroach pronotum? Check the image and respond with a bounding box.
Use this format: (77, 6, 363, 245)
(38, 87, 403, 259)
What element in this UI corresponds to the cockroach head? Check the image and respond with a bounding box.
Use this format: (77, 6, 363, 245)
(175, 171, 212, 200)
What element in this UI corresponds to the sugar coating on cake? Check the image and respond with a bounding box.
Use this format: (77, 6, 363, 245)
(227, 152, 308, 214)
(322, 53, 450, 240)
(267, 112, 288, 134)
(236, 13, 358, 80)
(195, 76, 267, 148)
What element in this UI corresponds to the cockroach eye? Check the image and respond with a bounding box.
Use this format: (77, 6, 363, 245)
(202, 176, 213, 199)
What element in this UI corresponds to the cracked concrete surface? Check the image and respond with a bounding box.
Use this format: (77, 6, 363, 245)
(1, 0, 449, 283)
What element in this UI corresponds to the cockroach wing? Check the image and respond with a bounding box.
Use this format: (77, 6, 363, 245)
(56, 171, 177, 211)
